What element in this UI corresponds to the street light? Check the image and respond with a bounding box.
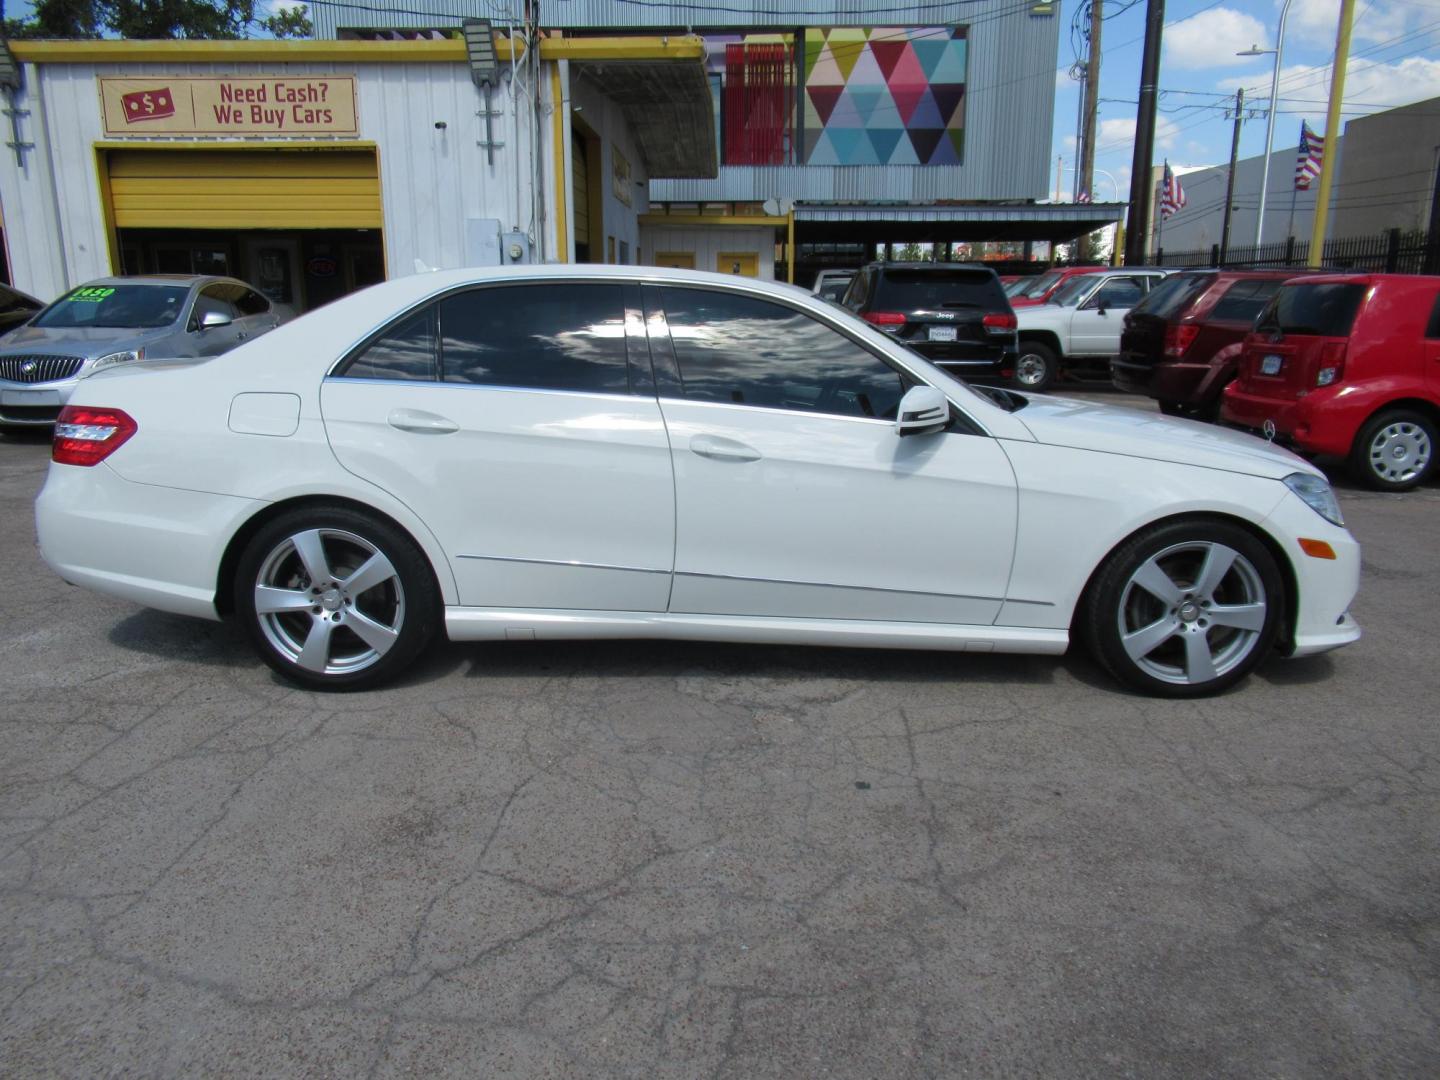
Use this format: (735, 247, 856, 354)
(1238, 0, 1294, 249)
(1059, 164, 1121, 202)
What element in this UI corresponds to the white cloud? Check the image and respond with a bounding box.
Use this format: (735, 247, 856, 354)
(1164, 8, 1271, 69)
(1222, 55, 1440, 114)
(1096, 115, 1182, 157)
(1287, 0, 1410, 48)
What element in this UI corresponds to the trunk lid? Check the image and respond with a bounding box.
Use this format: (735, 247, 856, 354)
(1237, 281, 1366, 398)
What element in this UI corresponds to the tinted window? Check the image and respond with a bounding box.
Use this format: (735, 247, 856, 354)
(1210, 279, 1284, 322)
(236, 289, 271, 316)
(342, 307, 438, 381)
(1052, 275, 1100, 306)
(1090, 277, 1144, 308)
(1021, 269, 1064, 298)
(1258, 283, 1367, 337)
(841, 269, 873, 310)
(1426, 293, 1440, 339)
(34, 284, 188, 329)
(660, 287, 906, 420)
(439, 284, 628, 394)
(872, 269, 1007, 312)
(1132, 273, 1214, 319)
(817, 278, 852, 302)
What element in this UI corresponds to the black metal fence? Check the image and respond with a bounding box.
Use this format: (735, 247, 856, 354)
(1151, 228, 1440, 275)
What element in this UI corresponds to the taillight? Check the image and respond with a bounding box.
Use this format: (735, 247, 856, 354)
(1164, 323, 1200, 358)
(863, 311, 906, 332)
(52, 406, 137, 467)
(982, 312, 1018, 334)
(1315, 341, 1347, 387)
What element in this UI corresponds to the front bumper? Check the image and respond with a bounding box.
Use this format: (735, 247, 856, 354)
(0, 377, 80, 426)
(1262, 489, 1362, 658)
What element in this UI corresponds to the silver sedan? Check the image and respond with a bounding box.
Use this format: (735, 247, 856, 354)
(0, 275, 282, 429)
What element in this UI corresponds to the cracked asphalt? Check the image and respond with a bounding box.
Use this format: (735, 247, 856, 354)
(2, 403, 1437, 1078)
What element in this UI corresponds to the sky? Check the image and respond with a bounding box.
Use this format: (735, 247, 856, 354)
(1052, 0, 1440, 202)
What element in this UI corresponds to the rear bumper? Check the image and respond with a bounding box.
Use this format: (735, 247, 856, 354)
(0, 377, 79, 426)
(1112, 357, 1230, 405)
(1221, 384, 1354, 457)
(36, 459, 265, 620)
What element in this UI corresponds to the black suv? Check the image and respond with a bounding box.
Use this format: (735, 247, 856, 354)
(841, 262, 1017, 380)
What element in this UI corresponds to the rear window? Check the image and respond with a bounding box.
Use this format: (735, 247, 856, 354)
(1210, 278, 1284, 322)
(1132, 273, 1214, 319)
(1257, 282, 1367, 337)
(872, 269, 1006, 312)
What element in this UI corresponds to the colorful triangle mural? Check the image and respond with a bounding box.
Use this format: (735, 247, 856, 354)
(807, 84, 844, 127)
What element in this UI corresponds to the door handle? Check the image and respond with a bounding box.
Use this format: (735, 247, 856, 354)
(690, 433, 762, 462)
(388, 408, 459, 435)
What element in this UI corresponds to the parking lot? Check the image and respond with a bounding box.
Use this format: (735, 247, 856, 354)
(2, 397, 1437, 1078)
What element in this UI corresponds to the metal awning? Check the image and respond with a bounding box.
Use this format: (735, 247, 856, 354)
(795, 202, 1127, 244)
(573, 61, 718, 180)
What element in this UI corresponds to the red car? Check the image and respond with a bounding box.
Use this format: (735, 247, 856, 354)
(1009, 265, 1108, 308)
(1114, 268, 1333, 420)
(1223, 273, 1440, 491)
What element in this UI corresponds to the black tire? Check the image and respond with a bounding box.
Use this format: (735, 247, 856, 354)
(1158, 400, 1184, 417)
(1012, 341, 1060, 393)
(1081, 518, 1283, 698)
(1348, 409, 1436, 492)
(234, 505, 439, 690)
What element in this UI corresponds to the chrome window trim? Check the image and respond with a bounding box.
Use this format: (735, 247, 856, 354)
(324, 375, 649, 404)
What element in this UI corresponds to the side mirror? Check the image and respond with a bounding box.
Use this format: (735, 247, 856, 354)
(895, 385, 950, 438)
(199, 309, 233, 331)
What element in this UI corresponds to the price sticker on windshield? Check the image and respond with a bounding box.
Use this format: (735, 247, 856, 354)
(1261, 354, 1283, 376)
(65, 287, 116, 304)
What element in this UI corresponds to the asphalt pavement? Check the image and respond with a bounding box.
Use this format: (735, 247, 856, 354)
(2, 398, 1437, 1078)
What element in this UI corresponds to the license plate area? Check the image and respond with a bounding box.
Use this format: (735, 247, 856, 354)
(0, 389, 62, 406)
(1260, 354, 1284, 376)
(927, 326, 958, 343)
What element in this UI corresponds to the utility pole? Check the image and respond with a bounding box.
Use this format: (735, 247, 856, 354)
(1056, 154, 1064, 202)
(1219, 88, 1245, 265)
(1308, 0, 1356, 267)
(1124, 0, 1166, 266)
(1079, 0, 1103, 258)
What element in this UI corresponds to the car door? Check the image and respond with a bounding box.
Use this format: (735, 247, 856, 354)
(1070, 276, 1148, 356)
(320, 281, 675, 611)
(646, 284, 1018, 625)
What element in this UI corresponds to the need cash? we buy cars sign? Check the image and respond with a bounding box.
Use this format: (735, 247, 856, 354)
(99, 76, 359, 137)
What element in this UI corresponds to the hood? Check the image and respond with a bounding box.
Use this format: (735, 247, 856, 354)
(1012, 394, 1316, 480)
(1015, 303, 1069, 328)
(0, 325, 174, 356)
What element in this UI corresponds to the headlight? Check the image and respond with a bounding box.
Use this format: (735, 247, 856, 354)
(86, 348, 144, 376)
(1284, 472, 1344, 527)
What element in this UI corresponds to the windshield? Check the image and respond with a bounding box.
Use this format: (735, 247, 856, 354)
(1132, 272, 1214, 318)
(1018, 270, 1063, 298)
(1003, 277, 1035, 297)
(33, 284, 189, 330)
(1256, 282, 1367, 337)
(1049, 275, 1099, 307)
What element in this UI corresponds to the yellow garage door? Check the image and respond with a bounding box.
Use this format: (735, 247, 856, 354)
(107, 149, 382, 230)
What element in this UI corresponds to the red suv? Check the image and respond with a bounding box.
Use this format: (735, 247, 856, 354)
(1009, 265, 1108, 308)
(1223, 274, 1440, 491)
(1113, 269, 1330, 419)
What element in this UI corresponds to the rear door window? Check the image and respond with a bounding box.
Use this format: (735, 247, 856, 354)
(1258, 282, 1367, 337)
(872, 269, 1007, 313)
(438, 283, 630, 394)
(340, 307, 439, 382)
(1210, 279, 1284, 322)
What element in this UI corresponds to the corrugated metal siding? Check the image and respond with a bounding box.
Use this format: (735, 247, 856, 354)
(797, 204, 1124, 223)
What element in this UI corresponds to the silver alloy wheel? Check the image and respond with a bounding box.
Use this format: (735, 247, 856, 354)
(1014, 352, 1049, 387)
(253, 527, 405, 676)
(1116, 540, 1267, 687)
(1367, 420, 1432, 484)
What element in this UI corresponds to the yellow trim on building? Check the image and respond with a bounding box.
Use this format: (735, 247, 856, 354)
(550, 65, 569, 263)
(7, 34, 701, 67)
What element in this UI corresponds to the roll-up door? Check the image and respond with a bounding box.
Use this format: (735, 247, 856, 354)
(106, 149, 381, 230)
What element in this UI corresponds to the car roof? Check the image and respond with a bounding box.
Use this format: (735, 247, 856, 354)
(76, 275, 241, 290)
(860, 261, 996, 272)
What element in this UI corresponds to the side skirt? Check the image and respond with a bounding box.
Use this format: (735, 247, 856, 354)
(443, 608, 1070, 654)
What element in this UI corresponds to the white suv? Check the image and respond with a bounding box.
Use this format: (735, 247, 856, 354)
(1013, 269, 1171, 391)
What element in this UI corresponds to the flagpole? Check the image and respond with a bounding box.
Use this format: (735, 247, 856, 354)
(1158, 160, 1166, 256)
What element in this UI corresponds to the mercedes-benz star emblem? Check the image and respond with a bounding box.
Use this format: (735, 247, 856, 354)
(1262, 419, 1277, 442)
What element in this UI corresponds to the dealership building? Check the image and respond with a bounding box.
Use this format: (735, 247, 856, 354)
(0, 2, 1122, 308)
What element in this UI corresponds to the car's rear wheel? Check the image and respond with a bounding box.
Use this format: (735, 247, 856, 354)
(1012, 342, 1059, 393)
(1082, 519, 1282, 697)
(1349, 409, 1435, 492)
(235, 506, 439, 690)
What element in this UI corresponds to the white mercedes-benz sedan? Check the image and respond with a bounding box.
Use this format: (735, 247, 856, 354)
(34, 265, 1360, 696)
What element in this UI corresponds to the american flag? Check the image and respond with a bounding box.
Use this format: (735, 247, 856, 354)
(1076, 189, 1092, 204)
(1295, 122, 1325, 190)
(1160, 162, 1187, 218)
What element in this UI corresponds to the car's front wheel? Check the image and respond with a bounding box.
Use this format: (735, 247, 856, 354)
(1012, 341, 1059, 393)
(235, 506, 439, 690)
(1082, 518, 1283, 697)
(1349, 409, 1435, 492)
